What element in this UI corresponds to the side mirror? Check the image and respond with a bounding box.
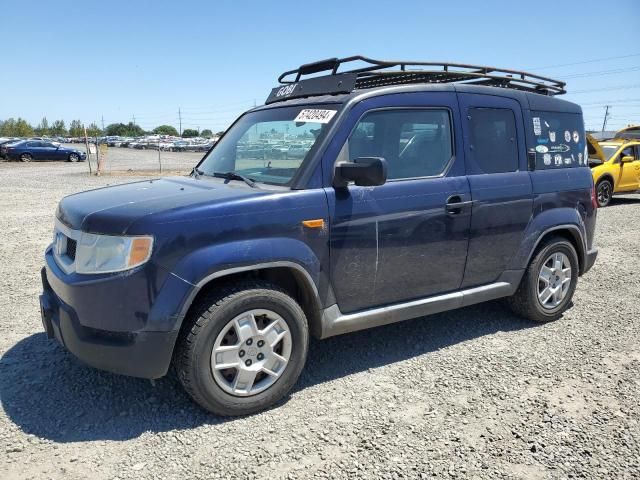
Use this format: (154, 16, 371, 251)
(333, 157, 388, 188)
(621, 155, 634, 163)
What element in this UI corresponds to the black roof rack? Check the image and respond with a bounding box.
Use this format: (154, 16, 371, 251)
(266, 55, 566, 104)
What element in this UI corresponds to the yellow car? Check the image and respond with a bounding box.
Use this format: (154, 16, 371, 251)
(587, 129, 640, 207)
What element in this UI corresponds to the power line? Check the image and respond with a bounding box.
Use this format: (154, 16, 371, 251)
(527, 53, 640, 71)
(560, 65, 640, 79)
(568, 84, 640, 94)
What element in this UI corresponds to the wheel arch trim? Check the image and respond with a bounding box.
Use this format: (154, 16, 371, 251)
(525, 224, 586, 275)
(173, 261, 321, 330)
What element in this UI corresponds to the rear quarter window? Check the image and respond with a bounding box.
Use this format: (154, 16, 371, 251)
(530, 111, 586, 170)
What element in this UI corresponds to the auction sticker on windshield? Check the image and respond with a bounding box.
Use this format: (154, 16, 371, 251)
(294, 109, 337, 123)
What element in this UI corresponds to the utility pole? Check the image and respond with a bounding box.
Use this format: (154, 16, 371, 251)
(101, 115, 105, 133)
(178, 107, 182, 136)
(601, 105, 610, 132)
(132, 114, 136, 126)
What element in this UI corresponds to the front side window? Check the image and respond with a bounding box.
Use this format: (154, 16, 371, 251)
(346, 109, 453, 180)
(199, 104, 340, 186)
(468, 108, 518, 174)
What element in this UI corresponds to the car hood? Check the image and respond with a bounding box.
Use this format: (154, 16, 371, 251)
(57, 176, 269, 234)
(586, 134, 607, 163)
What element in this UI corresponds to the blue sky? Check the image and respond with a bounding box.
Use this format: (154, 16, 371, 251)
(1, 0, 638, 132)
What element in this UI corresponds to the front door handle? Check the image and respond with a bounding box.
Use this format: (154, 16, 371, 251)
(446, 195, 474, 215)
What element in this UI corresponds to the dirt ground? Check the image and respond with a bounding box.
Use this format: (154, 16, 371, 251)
(0, 157, 639, 479)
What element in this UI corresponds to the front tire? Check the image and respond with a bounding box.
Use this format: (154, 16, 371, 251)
(507, 236, 579, 323)
(68, 153, 79, 162)
(596, 179, 613, 207)
(20, 153, 32, 162)
(175, 282, 309, 416)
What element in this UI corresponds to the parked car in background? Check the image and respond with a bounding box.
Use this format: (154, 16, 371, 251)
(588, 134, 640, 207)
(3, 140, 86, 162)
(0, 138, 22, 158)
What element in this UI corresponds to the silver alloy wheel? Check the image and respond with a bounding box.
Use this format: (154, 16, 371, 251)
(537, 252, 572, 309)
(211, 309, 292, 397)
(20, 153, 31, 162)
(69, 153, 79, 162)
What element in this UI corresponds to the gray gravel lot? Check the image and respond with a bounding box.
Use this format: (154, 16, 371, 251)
(0, 158, 639, 479)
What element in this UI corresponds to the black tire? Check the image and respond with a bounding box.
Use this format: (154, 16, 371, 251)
(175, 281, 308, 416)
(20, 153, 32, 162)
(68, 153, 79, 162)
(506, 236, 579, 323)
(596, 178, 613, 207)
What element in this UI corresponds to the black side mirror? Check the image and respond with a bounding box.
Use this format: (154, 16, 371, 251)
(333, 157, 388, 188)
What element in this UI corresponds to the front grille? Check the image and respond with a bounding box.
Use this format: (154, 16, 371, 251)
(66, 238, 77, 261)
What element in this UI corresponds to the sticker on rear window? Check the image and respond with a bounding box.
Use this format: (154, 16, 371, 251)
(294, 109, 337, 123)
(533, 117, 542, 135)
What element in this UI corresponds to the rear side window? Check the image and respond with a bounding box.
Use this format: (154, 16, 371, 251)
(468, 108, 518, 174)
(530, 111, 586, 169)
(347, 109, 453, 180)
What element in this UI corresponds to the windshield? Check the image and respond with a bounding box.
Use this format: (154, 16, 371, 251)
(600, 145, 619, 161)
(198, 104, 340, 186)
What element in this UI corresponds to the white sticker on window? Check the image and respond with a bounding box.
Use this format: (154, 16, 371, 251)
(533, 117, 542, 135)
(294, 109, 337, 123)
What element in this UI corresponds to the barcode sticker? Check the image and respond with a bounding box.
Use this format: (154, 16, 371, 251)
(294, 109, 337, 123)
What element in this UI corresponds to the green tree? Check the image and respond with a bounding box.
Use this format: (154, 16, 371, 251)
(68, 120, 84, 137)
(200, 129, 213, 138)
(50, 120, 67, 136)
(215, 130, 226, 137)
(86, 122, 102, 137)
(35, 117, 49, 136)
(153, 124, 179, 136)
(182, 128, 199, 138)
(0, 117, 34, 137)
(104, 122, 145, 137)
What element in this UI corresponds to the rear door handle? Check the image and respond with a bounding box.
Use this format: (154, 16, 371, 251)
(446, 195, 474, 214)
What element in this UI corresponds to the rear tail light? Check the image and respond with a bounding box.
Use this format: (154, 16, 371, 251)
(591, 183, 598, 209)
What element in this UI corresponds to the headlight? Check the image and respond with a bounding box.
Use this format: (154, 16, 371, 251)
(75, 232, 153, 274)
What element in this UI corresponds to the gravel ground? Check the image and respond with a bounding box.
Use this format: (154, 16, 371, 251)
(0, 159, 639, 480)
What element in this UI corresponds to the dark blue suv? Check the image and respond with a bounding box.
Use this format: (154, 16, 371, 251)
(40, 57, 598, 415)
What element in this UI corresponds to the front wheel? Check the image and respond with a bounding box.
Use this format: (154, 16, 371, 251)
(20, 153, 32, 162)
(507, 236, 579, 323)
(596, 179, 613, 207)
(175, 282, 309, 416)
(68, 153, 79, 162)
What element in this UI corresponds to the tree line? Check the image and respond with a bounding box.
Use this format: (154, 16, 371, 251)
(0, 117, 222, 139)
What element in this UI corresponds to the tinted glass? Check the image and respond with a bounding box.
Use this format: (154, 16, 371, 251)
(468, 108, 518, 174)
(199, 104, 339, 186)
(530, 111, 586, 169)
(348, 109, 452, 180)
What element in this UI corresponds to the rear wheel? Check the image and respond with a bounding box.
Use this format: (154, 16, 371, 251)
(19, 153, 32, 162)
(507, 236, 579, 322)
(68, 153, 79, 162)
(175, 282, 308, 416)
(596, 179, 613, 207)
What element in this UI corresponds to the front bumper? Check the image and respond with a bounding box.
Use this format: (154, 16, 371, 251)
(40, 247, 194, 378)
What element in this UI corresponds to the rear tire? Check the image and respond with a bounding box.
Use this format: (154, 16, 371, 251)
(20, 153, 32, 162)
(175, 282, 309, 416)
(507, 236, 579, 323)
(596, 179, 613, 207)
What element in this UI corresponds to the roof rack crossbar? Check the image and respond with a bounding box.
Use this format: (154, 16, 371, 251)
(276, 55, 566, 97)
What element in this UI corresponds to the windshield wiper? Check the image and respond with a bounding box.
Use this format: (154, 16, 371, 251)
(212, 171, 257, 188)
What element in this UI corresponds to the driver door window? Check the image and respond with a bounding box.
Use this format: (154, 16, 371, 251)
(346, 109, 453, 180)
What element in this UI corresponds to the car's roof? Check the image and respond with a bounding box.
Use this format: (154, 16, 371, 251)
(252, 83, 582, 114)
